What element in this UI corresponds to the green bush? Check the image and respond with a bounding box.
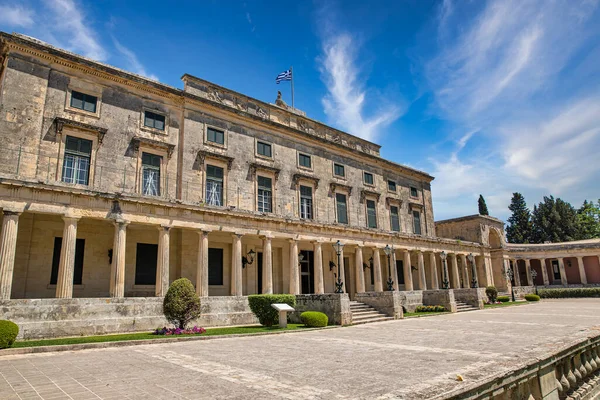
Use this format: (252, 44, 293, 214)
(163, 278, 201, 329)
(248, 294, 296, 327)
(524, 294, 540, 302)
(300, 311, 328, 327)
(538, 288, 600, 299)
(497, 296, 510, 302)
(415, 305, 446, 313)
(485, 286, 498, 303)
(0, 320, 19, 349)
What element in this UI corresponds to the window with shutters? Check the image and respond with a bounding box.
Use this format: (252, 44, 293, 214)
(334, 163, 345, 178)
(336, 193, 348, 224)
(366, 199, 377, 228)
(206, 165, 224, 206)
(300, 185, 313, 219)
(413, 210, 422, 235)
(142, 152, 162, 196)
(257, 141, 272, 158)
(390, 205, 400, 232)
(298, 153, 312, 169)
(388, 180, 397, 192)
(364, 172, 374, 186)
(70, 91, 97, 113)
(144, 111, 166, 131)
(410, 186, 418, 197)
(207, 127, 225, 145)
(62, 136, 92, 185)
(257, 176, 272, 213)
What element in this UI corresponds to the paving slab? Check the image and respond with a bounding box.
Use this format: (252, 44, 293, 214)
(1, 299, 600, 399)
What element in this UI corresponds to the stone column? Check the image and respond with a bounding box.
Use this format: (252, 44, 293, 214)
(261, 235, 273, 294)
(429, 252, 439, 289)
(485, 256, 495, 286)
(373, 248, 383, 292)
(450, 254, 460, 289)
(155, 225, 171, 297)
(391, 251, 399, 291)
(313, 240, 324, 294)
(56, 216, 80, 298)
(576, 256, 587, 285)
(512, 260, 522, 286)
(476, 256, 487, 287)
(109, 221, 128, 298)
(0, 211, 20, 300)
(196, 230, 210, 297)
(231, 234, 243, 296)
(459, 254, 468, 288)
(339, 246, 346, 293)
(539, 258, 549, 286)
(403, 250, 414, 291)
(525, 259, 533, 286)
(417, 251, 427, 290)
(289, 240, 299, 295)
(354, 246, 365, 293)
(558, 258, 568, 285)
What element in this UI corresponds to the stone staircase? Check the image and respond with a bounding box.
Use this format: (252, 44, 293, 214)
(456, 301, 478, 313)
(349, 301, 394, 325)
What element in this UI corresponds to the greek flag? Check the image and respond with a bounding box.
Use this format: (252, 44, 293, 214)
(276, 69, 292, 84)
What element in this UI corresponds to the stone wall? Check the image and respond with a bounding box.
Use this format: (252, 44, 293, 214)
(291, 294, 351, 325)
(1, 296, 257, 339)
(354, 292, 403, 319)
(453, 288, 484, 309)
(511, 285, 536, 298)
(396, 290, 423, 313)
(422, 289, 457, 313)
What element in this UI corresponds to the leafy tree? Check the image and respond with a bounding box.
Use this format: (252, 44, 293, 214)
(576, 199, 600, 240)
(163, 278, 201, 329)
(506, 192, 532, 243)
(478, 195, 489, 216)
(531, 196, 578, 243)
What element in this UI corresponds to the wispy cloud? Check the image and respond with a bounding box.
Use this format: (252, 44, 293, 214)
(0, 4, 35, 27)
(422, 0, 600, 219)
(112, 38, 159, 81)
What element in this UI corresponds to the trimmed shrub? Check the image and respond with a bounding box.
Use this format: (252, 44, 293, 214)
(300, 311, 328, 327)
(497, 296, 510, 303)
(415, 305, 446, 313)
(163, 278, 202, 329)
(485, 286, 498, 303)
(0, 320, 19, 349)
(524, 294, 540, 302)
(538, 288, 600, 299)
(248, 294, 296, 327)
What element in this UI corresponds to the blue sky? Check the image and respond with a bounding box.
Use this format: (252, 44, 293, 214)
(1, 0, 599, 221)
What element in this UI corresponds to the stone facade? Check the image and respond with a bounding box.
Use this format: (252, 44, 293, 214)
(292, 294, 352, 325)
(354, 291, 404, 319)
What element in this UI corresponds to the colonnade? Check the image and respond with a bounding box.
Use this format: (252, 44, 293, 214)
(508, 256, 600, 286)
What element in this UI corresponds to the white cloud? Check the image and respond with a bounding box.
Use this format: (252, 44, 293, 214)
(0, 5, 35, 27)
(112, 38, 159, 81)
(319, 33, 401, 141)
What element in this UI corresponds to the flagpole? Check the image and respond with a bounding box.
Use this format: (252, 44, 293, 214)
(290, 65, 294, 110)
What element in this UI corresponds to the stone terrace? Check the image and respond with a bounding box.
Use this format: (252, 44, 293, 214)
(1, 299, 600, 399)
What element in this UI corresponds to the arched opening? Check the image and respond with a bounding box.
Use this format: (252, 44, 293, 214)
(488, 228, 502, 249)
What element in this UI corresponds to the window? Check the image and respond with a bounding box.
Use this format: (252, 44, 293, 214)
(366, 199, 377, 228)
(142, 152, 162, 196)
(300, 185, 313, 219)
(410, 186, 418, 197)
(364, 172, 374, 185)
(257, 141, 272, 157)
(413, 210, 422, 235)
(390, 205, 400, 232)
(336, 193, 348, 224)
(388, 180, 397, 192)
(208, 248, 224, 285)
(552, 260, 561, 280)
(206, 165, 224, 206)
(207, 127, 225, 145)
(70, 90, 97, 113)
(62, 136, 92, 185)
(144, 111, 166, 131)
(334, 163, 345, 177)
(299, 153, 312, 168)
(135, 243, 158, 285)
(257, 176, 272, 213)
(51, 237, 85, 285)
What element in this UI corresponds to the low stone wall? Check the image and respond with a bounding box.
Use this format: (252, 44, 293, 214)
(396, 290, 423, 313)
(291, 294, 351, 325)
(354, 292, 403, 319)
(453, 288, 484, 309)
(512, 285, 536, 299)
(1, 296, 258, 339)
(422, 289, 457, 313)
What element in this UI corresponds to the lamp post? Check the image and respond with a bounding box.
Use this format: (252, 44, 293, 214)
(504, 263, 516, 302)
(531, 269, 538, 295)
(332, 240, 344, 294)
(440, 251, 450, 289)
(468, 253, 478, 288)
(383, 245, 394, 291)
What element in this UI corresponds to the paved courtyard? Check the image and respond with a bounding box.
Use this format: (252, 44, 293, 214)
(1, 299, 600, 400)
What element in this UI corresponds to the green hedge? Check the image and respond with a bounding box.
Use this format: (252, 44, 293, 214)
(300, 311, 328, 327)
(415, 305, 446, 313)
(485, 286, 498, 303)
(497, 296, 510, 302)
(163, 278, 201, 329)
(0, 320, 19, 349)
(248, 294, 296, 327)
(524, 294, 540, 302)
(538, 288, 600, 299)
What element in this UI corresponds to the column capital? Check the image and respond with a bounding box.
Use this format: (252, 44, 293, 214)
(113, 219, 129, 227)
(158, 224, 171, 231)
(62, 215, 80, 223)
(232, 232, 243, 239)
(1, 210, 21, 217)
(263, 234, 274, 241)
(198, 230, 211, 237)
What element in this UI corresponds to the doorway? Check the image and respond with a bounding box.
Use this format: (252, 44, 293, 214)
(300, 250, 314, 294)
(257, 252, 263, 294)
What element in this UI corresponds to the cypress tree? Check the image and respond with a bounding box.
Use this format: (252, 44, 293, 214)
(506, 192, 532, 243)
(478, 195, 489, 216)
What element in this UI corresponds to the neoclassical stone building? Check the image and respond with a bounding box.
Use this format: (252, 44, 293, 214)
(0, 33, 598, 337)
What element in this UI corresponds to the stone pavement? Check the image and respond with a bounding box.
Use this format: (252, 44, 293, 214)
(1, 299, 600, 400)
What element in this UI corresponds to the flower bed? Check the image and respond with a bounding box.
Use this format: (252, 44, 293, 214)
(154, 326, 206, 336)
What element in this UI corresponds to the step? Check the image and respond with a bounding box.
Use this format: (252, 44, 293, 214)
(352, 316, 394, 325)
(349, 304, 373, 310)
(352, 313, 385, 321)
(351, 310, 380, 316)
